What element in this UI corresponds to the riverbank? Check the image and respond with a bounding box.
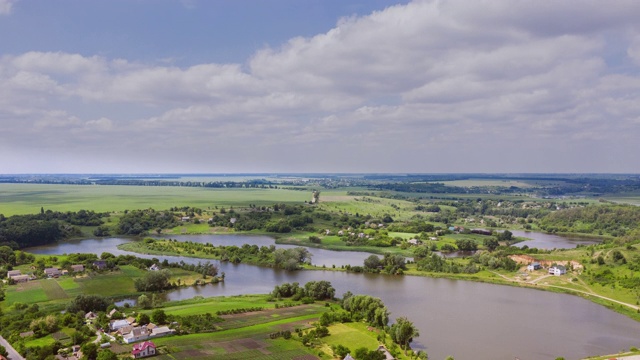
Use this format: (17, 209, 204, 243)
(117, 238, 640, 323)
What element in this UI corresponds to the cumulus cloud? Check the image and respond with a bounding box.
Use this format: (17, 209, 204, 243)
(2, 0, 640, 172)
(0, 0, 15, 15)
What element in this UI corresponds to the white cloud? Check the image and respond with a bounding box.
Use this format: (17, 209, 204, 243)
(2, 0, 640, 172)
(0, 0, 15, 15)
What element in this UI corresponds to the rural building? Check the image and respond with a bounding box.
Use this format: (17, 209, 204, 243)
(527, 262, 541, 271)
(71, 264, 84, 272)
(377, 345, 395, 360)
(230, 217, 237, 224)
(11, 274, 30, 283)
(85, 312, 97, 320)
(118, 325, 134, 336)
(44, 267, 61, 278)
(131, 341, 156, 358)
(338, 230, 344, 236)
(149, 264, 160, 271)
(110, 319, 130, 331)
(7, 270, 21, 278)
(181, 216, 190, 222)
(93, 260, 107, 270)
(471, 229, 492, 236)
(150, 326, 174, 338)
(124, 326, 150, 344)
(407, 239, 419, 245)
(549, 265, 566, 276)
(344, 355, 355, 360)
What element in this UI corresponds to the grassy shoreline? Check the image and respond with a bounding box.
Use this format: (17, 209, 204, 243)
(116, 238, 640, 323)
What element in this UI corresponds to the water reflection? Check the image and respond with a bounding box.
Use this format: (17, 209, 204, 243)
(25, 235, 639, 360)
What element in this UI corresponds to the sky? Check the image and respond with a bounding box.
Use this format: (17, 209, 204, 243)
(1, 0, 640, 174)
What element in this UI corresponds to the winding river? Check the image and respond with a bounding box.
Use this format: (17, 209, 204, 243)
(26, 235, 640, 360)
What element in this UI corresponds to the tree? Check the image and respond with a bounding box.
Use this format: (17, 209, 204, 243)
(483, 237, 499, 251)
(134, 269, 172, 292)
(66, 295, 109, 313)
(152, 309, 167, 324)
(304, 280, 335, 300)
(332, 344, 350, 358)
(96, 350, 118, 360)
(81, 342, 98, 360)
(497, 230, 513, 241)
(0, 246, 16, 266)
(137, 313, 151, 325)
(354, 347, 385, 360)
(390, 316, 420, 355)
(364, 255, 382, 270)
(0, 345, 8, 358)
(138, 294, 152, 309)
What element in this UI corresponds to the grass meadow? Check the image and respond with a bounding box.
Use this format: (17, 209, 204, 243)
(0, 183, 311, 215)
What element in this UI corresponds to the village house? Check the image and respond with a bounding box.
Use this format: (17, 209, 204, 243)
(93, 260, 107, 270)
(123, 326, 150, 344)
(110, 319, 130, 331)
(7, 269, 21, 278)
(181, 216, 190, 222)
(407, 239, 419, 245)
(149, 264, 160, 271)
(44, 267, 61, 278)
(85, 312, 97, 321)
(377, 345, 395, 360)
(118, 325, 134, 336)
(71, 264, 84, 272)
(338, 230, 344, 236)
(549, 265, 567, 276)
(11, 274, 31, 283)
(343, 355, 355, 360)
(527, 262, 541, 271)
(131, 341, 156, 358)
(150, 326, 174, 338)
(325, 229, 331, 235)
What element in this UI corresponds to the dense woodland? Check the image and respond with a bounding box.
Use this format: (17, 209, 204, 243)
(0, 210, 108, 249)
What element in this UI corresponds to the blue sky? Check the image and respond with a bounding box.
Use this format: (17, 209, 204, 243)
(1, 0, 640, 173)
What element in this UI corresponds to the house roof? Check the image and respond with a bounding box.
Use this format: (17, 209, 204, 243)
(132, 341, 156, 354)
(151, 326, 173, 336)
(85, 312, 97, 319)
(111, 319, 129, 330)
(132, 326, 148, 337)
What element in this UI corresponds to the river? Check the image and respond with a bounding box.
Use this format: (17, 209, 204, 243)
(26, 235, 640, 360)
(510, 230, 601, 249)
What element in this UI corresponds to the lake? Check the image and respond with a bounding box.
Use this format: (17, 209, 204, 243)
(510, 230, 601, 249)
(26, 235, 640, 360)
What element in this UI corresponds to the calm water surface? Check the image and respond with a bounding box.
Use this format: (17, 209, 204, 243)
(26, 235, 640, 360)
(511, 230, 601, 249)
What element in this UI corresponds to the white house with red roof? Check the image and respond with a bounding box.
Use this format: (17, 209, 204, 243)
(131, 341, 156, 358)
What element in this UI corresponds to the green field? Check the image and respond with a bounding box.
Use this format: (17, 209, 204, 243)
(0, 184, 311, 215)
(40, 279, 69, 300)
